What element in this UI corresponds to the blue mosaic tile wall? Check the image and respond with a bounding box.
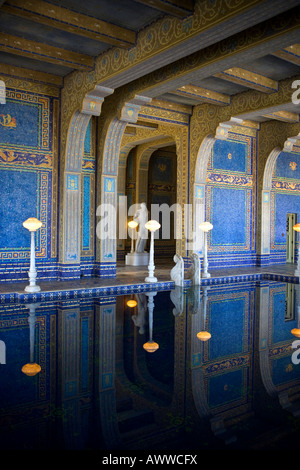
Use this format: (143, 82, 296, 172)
(0, 85, 59, 281)
(206, 132, 255, 268)
(271, 150, 300, 263)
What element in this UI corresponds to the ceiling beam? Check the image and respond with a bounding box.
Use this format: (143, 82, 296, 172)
(133, 0, 194, 18)
(169, 84, 230, 106)
(262, 110, 299, 122)
(0, 32, 94, 70)
(0, 62, 63, 86)
(272, 44, 300, 66)
(2, 0, 136, 48)
(214, 67, 278, 93)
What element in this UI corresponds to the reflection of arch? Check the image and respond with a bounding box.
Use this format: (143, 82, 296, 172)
(190, 295, 236, 444)
(0, 340, 5, 364)
(261, 134, 300, 264)
(60, 85, 113, 278)
(258, 283, 300, 416)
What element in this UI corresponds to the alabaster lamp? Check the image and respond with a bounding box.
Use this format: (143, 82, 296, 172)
(199, 221, 213, 278)
(128, 220, 138, 253)
(143, 292, 159, 353)
(23, 217, 42, 293)
(293, 223, 300, 277)
(145, 220, 160, 283)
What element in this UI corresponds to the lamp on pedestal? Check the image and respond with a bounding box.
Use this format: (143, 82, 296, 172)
(293, 223, 300, 277)
(143, 292, 159, 353)
(23, 218, 43, 293)
(145, 220, 160, 283)
(128, 220, 138, 253)
(199, 221, 213, 278)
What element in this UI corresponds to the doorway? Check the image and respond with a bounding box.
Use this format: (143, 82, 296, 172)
(286, 213, 297, 263)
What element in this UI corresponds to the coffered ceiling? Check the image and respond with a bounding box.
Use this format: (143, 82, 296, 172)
(0, 0, 300, 123)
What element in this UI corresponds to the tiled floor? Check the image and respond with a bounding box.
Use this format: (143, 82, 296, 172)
(0, 260, 298, 298)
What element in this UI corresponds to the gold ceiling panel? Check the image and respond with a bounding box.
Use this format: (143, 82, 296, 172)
(3, 0, 136, 47)
(133, 0, 194, 18)
(0, 32, 94, 70)
(170, 84, 230, 106)
(272, 44, 300, 66)
(214, 67, 278, 93)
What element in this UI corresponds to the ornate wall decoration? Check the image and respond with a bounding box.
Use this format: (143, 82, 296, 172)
(0, 80, 59, 279)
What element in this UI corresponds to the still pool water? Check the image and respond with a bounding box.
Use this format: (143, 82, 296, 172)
(1, 279, 300, 451)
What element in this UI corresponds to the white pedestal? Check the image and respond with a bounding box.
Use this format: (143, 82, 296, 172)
(125, 252, 149, 266)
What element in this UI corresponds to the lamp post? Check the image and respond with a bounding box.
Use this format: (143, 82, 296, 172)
(145, 220, 160, 283)
(293, 223, 300, 277)
(199, 221, 213, 278)
(23, 217, 42, 293)
(128, 220, 138, 253)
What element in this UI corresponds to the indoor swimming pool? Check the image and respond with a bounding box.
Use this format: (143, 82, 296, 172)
(1, 279, 300, 451)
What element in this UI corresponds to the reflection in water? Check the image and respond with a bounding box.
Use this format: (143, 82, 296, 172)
(1, 281, 300, 450)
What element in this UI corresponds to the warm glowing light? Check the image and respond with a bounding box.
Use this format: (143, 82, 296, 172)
(199, 221, 213, 232)
(197, 331, 211, 341)
(143, 340, 159, 353)
(291, 328, 300, 338)
(127, 299, 137, 308)
(23, 217, 42, 232)
(128, 220, 138, 229)
(293, 223, 300, 232)
(21, 362, 41, 376)
(145, 220, 161, 232)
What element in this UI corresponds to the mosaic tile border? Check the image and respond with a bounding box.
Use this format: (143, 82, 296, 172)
(0, 272, 298, 304)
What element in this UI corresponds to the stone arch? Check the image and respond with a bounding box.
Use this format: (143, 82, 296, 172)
(261, 133, 300, 264)
(59, 85, 113, 279)
(192, 134, 216, 254)
(95, 95, 153, 277)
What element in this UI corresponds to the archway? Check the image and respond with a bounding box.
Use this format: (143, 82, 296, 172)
(261, 134, 300, 266)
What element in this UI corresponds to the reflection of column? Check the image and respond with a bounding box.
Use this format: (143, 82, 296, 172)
(293, 223, 300, 276)
(143, 292, 159, 352)
(96, 298, 122, 449)
(0, 340, 5, 364)
(58, 302, 83, 449)
(22, 303, 41, 376)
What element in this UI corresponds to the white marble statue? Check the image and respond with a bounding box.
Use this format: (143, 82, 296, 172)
(170, 254, 184, 287)
(133, 202, 148, 253)
(187, 252, 201, 285)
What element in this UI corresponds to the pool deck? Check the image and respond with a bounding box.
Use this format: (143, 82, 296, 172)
(0, 261, 299, 303)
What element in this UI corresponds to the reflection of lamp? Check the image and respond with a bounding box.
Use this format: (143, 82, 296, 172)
(127, 295, 137, 308)
(145, 220, 160, 283)
(23, 217, 43, 293)
(22, 303, 41, 376)
(293, 223, 300, 276)
(128, 220, 138, 253)
(143, 292, 159, 353)
(199, 222, 213, 278)
(197, 286, 211, 342)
